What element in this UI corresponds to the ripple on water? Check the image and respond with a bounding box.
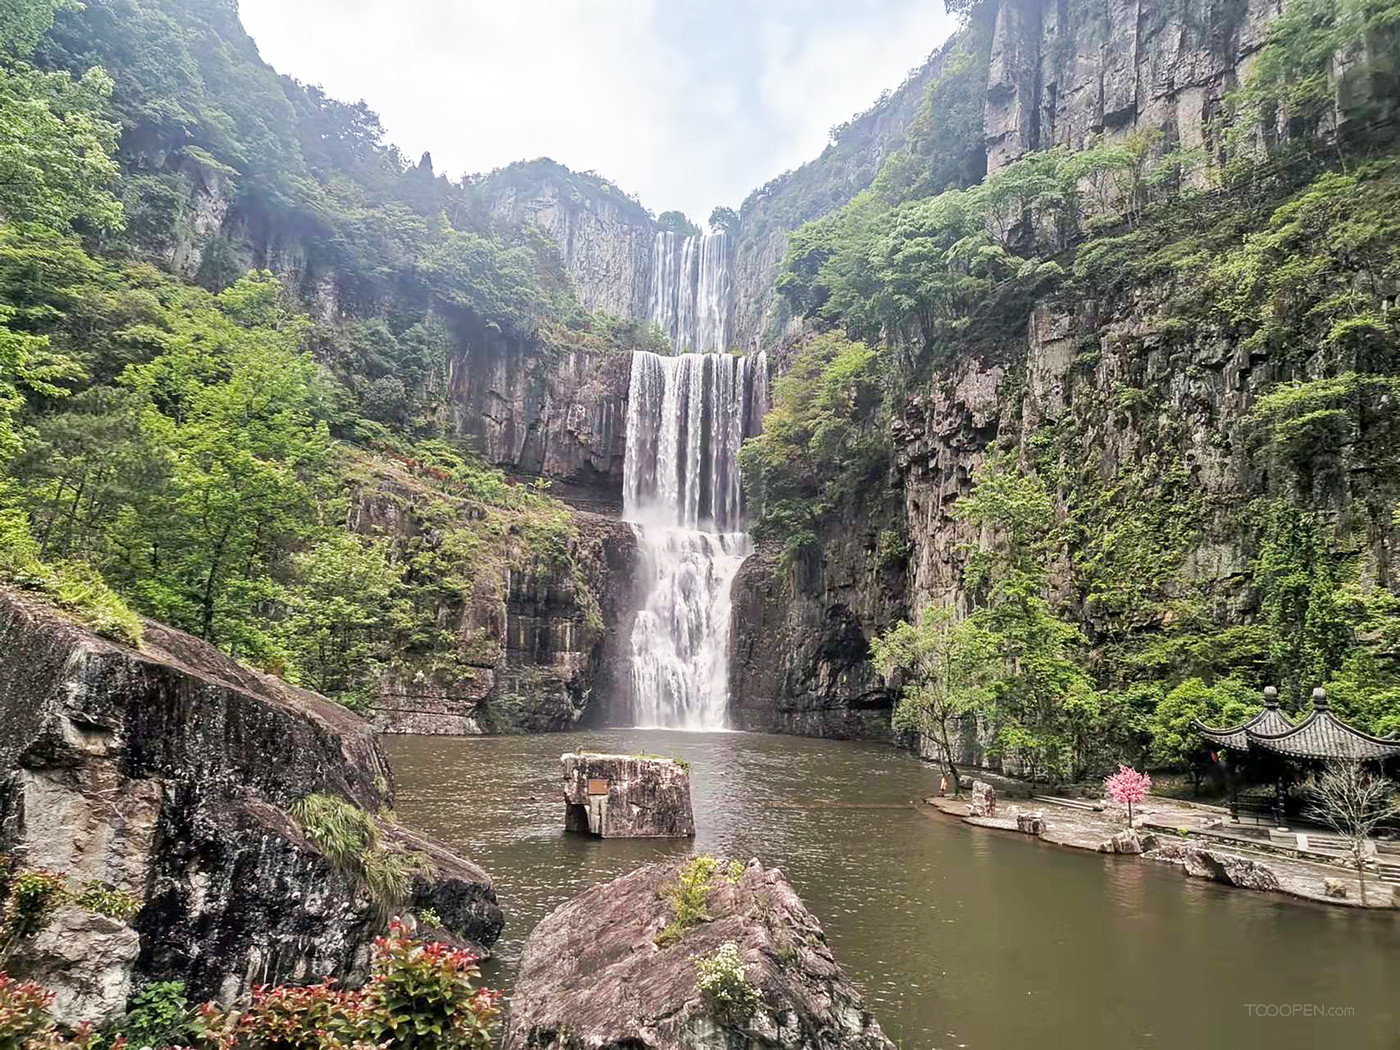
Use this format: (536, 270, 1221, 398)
(384, 729, 1400, 1050)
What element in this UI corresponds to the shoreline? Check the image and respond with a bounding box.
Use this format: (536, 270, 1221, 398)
(923, 792, 1400, 911)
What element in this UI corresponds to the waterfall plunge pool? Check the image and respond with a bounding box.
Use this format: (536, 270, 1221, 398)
(383, 729, 1400, 1049)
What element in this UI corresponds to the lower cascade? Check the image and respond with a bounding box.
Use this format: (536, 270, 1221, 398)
(623, 349, 766, 729)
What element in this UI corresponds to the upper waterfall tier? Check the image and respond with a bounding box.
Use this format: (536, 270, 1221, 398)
(647, 231, 732, 353)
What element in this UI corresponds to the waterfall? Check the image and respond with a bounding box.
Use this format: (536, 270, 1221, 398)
(647, 231, 731, 353)
(623, 349, 766, 730)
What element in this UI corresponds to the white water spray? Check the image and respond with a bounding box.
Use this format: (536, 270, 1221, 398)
(623, 346, 766, 730)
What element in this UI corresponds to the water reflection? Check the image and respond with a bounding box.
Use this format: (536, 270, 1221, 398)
(383, 729, 1400, 1049)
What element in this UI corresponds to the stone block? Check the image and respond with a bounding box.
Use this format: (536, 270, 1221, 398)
(562, 753, 695, 838)
(1324, 878, 1349, 899)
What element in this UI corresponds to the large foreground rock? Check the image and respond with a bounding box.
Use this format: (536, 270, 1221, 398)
(505, 857, 893, 1050)
(0, 589, 503, 1017)
(562, 753, 694, 838)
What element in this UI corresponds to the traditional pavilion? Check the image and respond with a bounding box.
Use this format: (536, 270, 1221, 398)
(1194, 686, 1400, 827)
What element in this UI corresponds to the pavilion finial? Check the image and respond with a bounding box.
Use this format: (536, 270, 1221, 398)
(1263, 685, 1279, 707)
(1311, 686, 1328, 711)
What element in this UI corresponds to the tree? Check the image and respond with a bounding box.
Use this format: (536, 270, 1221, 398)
(738, 333, 888, 551)
(708, 205, 739, 236)
(282, 532, 407, 708)
(656, 210, 699, 237)
(115, 273, 333, 654)
(1307, 761, 1400, 905)
(1103, 765, 1152, 827)
(0, 61, 123, 232)
(1150, 678, 1259, 788)
(872, 604, 993, 794)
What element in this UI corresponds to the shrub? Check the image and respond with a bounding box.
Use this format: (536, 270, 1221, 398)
(0, 973, 57, 1050)
(0, 869, 67, 962)
(117, 981, 194, 1050)
(655, 856, 718, 947)
(193, 920, 499, 1050)
(289, 794, 435, 918)
(694, 942, 760, 1022)
(69, 883, 141, 922)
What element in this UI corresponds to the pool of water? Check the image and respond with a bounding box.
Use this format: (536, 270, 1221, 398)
(383, 729, 1400, 1049)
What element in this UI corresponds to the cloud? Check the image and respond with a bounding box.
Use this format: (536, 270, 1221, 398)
(236, 0, 958, 222)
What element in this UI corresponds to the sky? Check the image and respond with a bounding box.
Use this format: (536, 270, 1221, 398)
(236, 0, 960, 223)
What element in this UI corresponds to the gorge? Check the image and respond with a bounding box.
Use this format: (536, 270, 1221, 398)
(2, 0, 1400, 1045)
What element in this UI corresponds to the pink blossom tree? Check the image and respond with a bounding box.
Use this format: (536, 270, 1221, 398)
(1104, 765, 1152, 827)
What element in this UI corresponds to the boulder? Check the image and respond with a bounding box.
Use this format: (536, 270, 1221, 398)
(562, 753, 694, 838)
(1151, 844, 1282, 893)
(505, 857, 893, 1050)
(1324, 878, 1349, 899)
(8, 906, 139, 1026)
(1098, 829, 1148, 855)
(1016, 812, 1045, 835)
(969, 780, 997, 817)
(0, 589, 503, 1012)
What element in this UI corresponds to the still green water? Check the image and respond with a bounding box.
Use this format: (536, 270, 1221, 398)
(383, 729, 1400, 1049)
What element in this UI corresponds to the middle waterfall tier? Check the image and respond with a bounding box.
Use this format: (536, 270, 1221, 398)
(622, 348, 768, 731)
(624, 350, 751, 532)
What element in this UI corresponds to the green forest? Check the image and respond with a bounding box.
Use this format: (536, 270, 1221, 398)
(0, 0, 659, 708)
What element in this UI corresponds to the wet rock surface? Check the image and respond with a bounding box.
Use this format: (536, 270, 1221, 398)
(505, 857, 894, 1050)
(561, 753, 695, 838)
(0, 589, 502, 1012)
(728, 528, 905, 741)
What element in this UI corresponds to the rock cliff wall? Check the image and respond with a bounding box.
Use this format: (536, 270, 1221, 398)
(444, 321, 633, 503)
(0, 590, 503, 1015)
(981, 0, 1276, 175)
(477, 161, 657, 320)
(348, 469, 640, 735)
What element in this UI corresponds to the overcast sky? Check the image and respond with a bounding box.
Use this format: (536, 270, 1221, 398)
(237, 0, 959, 223)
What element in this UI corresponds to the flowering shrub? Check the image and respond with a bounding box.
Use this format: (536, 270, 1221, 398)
(0, 973, 57, 1050)
(694, 942, 760, 1023)
(1103, 765, 1152, 826)
(195, 919, 499, 1050)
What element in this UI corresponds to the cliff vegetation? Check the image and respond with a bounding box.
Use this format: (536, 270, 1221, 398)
(752, 0, 1400, 780)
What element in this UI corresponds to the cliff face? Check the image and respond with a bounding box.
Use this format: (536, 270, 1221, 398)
(729, 523, 906, 740)
(0, 591, 503, 1016)
(981, 0, 1277, 173)
(348, 468, 640, 735)
(444, 321, 634, 503)
(477, 161, 657, 320)
(724, 0, 1370, 747)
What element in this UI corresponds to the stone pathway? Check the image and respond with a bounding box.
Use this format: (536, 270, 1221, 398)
(925, 791, 1399, 909)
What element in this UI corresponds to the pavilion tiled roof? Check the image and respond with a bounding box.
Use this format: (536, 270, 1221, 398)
(1195, 687, 1400, 761)
(1194, 686, 1295, 750)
